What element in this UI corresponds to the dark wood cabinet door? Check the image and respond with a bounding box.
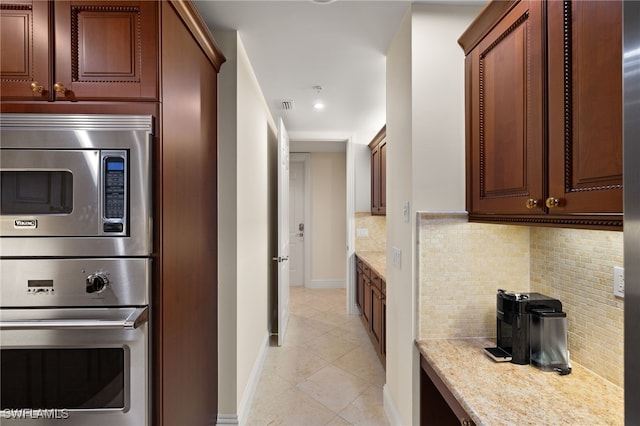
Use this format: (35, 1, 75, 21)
(0, 0, 52, 100)
(379, 141, 387, 214)
(52, 0, 158, 101)
(355, 260, 363, 310)
(469, 0, 545, 214)
(363, 278, 372, 326)
(381, 295, 386, 359)
(547, 0, 623, 214)
(371, 284, 383, 350)
(371, 144, 381, 214)
(369, 125, 386, 215)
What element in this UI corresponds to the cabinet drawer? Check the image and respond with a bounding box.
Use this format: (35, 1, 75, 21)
(371, 274, 384, 293)
(362, 264, 371, 278)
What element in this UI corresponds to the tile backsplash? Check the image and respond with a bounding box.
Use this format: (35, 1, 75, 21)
(530, 227, 623, 387)
(418, 213, 530, 339)
(417, 214, 624, 387)
(355, 212, 386, 252)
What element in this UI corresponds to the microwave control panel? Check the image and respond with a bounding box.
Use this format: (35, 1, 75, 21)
(102, 151, 127, 234)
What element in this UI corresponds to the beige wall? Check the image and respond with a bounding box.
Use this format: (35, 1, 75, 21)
(386, 9, 414, 423)
(216, 31, 275, 421)
(310, 152, 347, 285)
(385, 4, 482, 424)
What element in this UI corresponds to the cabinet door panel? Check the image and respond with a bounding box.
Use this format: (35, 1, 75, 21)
(363, 279, 372, 325)
(0, 1, 51, 100)
(53, 1, 157, 101)
(371, 145, 381, 213)
(380, 141, 387, 214)
(470, 0, 544, 214)
(548, 0, 622, 213)
(371, 285, 383, 349)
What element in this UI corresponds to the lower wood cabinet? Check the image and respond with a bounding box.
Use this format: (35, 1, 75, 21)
(356, 255, 386, 366)
(420, 355, 474, 426)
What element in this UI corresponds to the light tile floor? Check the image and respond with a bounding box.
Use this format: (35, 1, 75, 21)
(246, 287, 389, 426)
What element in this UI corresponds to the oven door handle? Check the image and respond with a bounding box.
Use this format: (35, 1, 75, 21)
(0, 307, 148, 330)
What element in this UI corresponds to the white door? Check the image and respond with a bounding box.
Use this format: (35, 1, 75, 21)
(276, 118, 290, 347)
(289, 161, 305, 286)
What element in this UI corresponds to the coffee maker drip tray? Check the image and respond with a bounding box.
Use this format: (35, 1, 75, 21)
(484, 347, 512, 362)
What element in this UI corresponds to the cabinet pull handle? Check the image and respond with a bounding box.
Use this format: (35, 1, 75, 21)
(525, 198, 539, 209)
(545, 197, 560, 208)
(53, 82, 66, 93)
(30, 81, 44, 93)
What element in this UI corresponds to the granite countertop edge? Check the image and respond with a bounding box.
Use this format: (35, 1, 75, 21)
(355, 250, 386, 279)
(415, 337, 624, 426)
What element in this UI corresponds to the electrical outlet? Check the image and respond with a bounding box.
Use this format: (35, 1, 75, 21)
(614, 266, 624, 298)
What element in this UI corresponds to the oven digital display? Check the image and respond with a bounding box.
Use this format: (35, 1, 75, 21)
(27, 280, 53, 288)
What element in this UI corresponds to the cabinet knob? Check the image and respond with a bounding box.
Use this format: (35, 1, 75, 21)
(525, 198, 539, 209)
(53, 82, 66, 93)
(545, 197, 560, 208)
(30, 81, 44, 93)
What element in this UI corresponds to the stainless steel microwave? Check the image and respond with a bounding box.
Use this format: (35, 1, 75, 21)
(0, 114, 153, 258)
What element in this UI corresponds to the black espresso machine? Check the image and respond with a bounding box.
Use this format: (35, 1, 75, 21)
(495, 289, 563, 365)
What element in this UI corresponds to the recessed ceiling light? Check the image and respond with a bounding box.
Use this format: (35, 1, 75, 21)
(312, 0, 336, 4)
(313, 101, 325, 110)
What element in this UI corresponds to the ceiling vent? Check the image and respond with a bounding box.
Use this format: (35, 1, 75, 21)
(281, 99, 295, 110)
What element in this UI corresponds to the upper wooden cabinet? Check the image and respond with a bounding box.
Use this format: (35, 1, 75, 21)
(547, 1, 623, 216)
(459, 0, 622, 229)
(369, 125, 387, 216)
(0, 0, 158, 101)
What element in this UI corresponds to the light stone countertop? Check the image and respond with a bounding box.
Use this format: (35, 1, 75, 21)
(355, 251, 386, 279)
(415, 338, 623, 426)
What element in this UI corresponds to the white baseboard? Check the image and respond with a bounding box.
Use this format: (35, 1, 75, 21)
(216, 414, 239, 425)
(216, 332, 270, 426)
(383, 384, 404, 426)
(237, 332, 270, 425)
(306, 279, 345, 289)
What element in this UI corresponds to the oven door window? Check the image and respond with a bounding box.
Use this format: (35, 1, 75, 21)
(0, 171, 73, 215)
(0, 348, 125, 410)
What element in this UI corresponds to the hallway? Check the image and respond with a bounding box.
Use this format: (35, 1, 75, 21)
(246, 287, 389, 425)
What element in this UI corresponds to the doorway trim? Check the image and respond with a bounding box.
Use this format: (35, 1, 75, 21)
(290, 153, 311, 288)
(289, 132, 356, 315)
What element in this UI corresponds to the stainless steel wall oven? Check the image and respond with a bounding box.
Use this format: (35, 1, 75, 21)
(0, 114, 153, 426)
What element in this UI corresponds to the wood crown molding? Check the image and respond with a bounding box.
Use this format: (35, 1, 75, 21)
(457, 0, 519, 55)
(368, 125, 386, 150)
(168, 0, 226, 72)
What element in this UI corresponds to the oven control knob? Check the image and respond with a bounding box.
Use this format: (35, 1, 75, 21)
(86, 273, 109, 293)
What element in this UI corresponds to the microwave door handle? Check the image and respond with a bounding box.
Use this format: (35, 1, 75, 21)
(0, 307, 148, 330)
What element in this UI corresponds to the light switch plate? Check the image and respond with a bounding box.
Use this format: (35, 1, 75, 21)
(392, 247, 401, 268)
(356, 228, 369, 237)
